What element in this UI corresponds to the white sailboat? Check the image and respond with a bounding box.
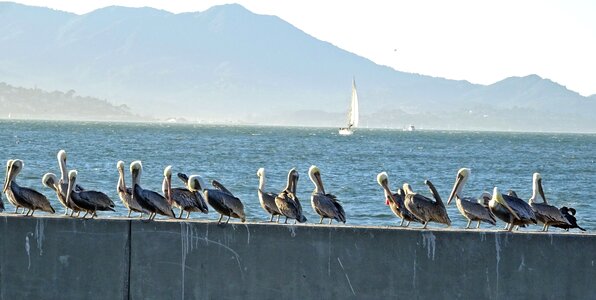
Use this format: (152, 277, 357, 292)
(338, 78, 359, 136)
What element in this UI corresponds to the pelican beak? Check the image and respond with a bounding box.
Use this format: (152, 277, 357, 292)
(447, 174, 463, 205)
(166, 174, 173, 205)
(2, 163, 11, 193)
(66, 176, 74, 205)
(380, 179, 394, 206)
(537, 178, 546, 203)
(495, 192, 520, 220)
(315, 172, 325, 194)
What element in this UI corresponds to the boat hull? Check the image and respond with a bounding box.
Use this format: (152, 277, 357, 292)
(338, 128, 353, 135)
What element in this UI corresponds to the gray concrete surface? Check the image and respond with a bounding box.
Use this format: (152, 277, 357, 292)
(1, 215, 595, 299)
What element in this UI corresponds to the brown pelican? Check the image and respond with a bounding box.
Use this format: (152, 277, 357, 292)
(275, 168, 307, 224)
(162, 167, 208, 219)
(552, 207, 586, 231)
(42, 172, 84, 217)
(489, 187, 537, 231)
(130, 161, 175, 220)
(3, 160, 55, 216)
(55, 150, 87, 216)
(117, 161, 145, 218)
(376, 172, 421, 227)
(403, 181, 451, 229)
(308, 165, 346, 224)
(256, 168, 282, 222)
(447, 168, 496, 229)
(528, 173, 570, 231)
(201, 178, 245, 224)
(66, 170, 115, 218)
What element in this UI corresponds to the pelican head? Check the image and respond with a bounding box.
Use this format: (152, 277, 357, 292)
(117, 160, 125, 172)
(308, 165, 325, 193)
(531, 172, 546, 204)
(57, 150, 68, 180)
(65, 170, 78, 205)
(57, 149, 67, 163)
(162, 165, 173, 203)
(447, 168, 471, 205)
(42, 173, 59, 191)
(256, 168, 265, 178)
(402, 183, 414, 195)
(492, 187, 520, 220)
(287, 168, 299, 193)
(3, 159, 23, 193)
(376, 172, 388, 187)
(187, 175, 203, 192)
(478, 192, 492, 206)
(130, 161, 143, 185)
(376, 172, 393, 206)
(164, 165, 172, 178)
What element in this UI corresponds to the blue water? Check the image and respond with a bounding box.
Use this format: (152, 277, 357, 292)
(1, 120, 594, 231)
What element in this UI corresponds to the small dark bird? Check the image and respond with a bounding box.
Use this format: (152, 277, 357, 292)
(552, 207, 586, 232)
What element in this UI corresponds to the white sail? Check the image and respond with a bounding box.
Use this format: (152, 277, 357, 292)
(348, 79, 359, 128)
(339, 78, 360, 135)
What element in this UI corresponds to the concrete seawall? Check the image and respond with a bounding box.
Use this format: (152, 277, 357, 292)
(0, 215, 594, 299)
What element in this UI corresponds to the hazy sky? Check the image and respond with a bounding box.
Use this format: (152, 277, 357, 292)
(11, 0, 596, 96)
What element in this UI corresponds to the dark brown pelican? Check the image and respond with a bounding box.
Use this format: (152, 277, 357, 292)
(130, 161, 175, 220)
(308, 165, 345, 224)
(552, 207, 586, 231)
(376, 172, 421, 227)
(66, 170, 115, 218)
(3, 160, 55, 216)
(275, 168, 307, 224)
(528, 173, 570, 232)
(403, 181, 451, 229)
(256, 168, 282, 222)
(447, 168, 496, 229)
(117, 161, 145, 218)
(489, 187, 537, 231)
(162, 167, 208, 219)
(202, 178, 245, 224)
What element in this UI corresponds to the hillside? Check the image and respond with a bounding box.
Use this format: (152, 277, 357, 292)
(0, 82, 145, 121)
(0, 2, 594, 131)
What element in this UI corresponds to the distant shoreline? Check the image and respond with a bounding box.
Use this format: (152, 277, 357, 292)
(1, 118, 594, 135)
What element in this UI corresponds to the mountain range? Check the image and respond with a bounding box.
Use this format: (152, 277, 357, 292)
(0, 2, 594, 132)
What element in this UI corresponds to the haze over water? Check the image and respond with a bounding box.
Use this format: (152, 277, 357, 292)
(1, 120, 594, 231)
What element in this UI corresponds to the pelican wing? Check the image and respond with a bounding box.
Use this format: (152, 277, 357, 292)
(206, 189, 244, 219)
(275, 191, 305, 222)
(408, 193, 450, 225)
(531, 203, 570, 225)
(312, 193, 345, 222)
(211, 180, 234, 196)
(170, 188, 203, 211)
(258, 189, 281, 215)
(13, 185, 54, 213)
(77, 190, 115, 211)
(503, 194, 536, 223)
(136, 186, 174, 217)
(459, 197, 496, 224)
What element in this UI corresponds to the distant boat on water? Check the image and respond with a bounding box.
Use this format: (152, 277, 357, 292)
(338, 78, 359, 136)
(404, 124, 415, 131)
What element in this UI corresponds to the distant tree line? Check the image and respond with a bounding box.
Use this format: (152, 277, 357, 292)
(0, 82, 147, 121)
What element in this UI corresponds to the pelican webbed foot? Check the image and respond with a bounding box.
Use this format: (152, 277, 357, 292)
(465, 219, 472, 229)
